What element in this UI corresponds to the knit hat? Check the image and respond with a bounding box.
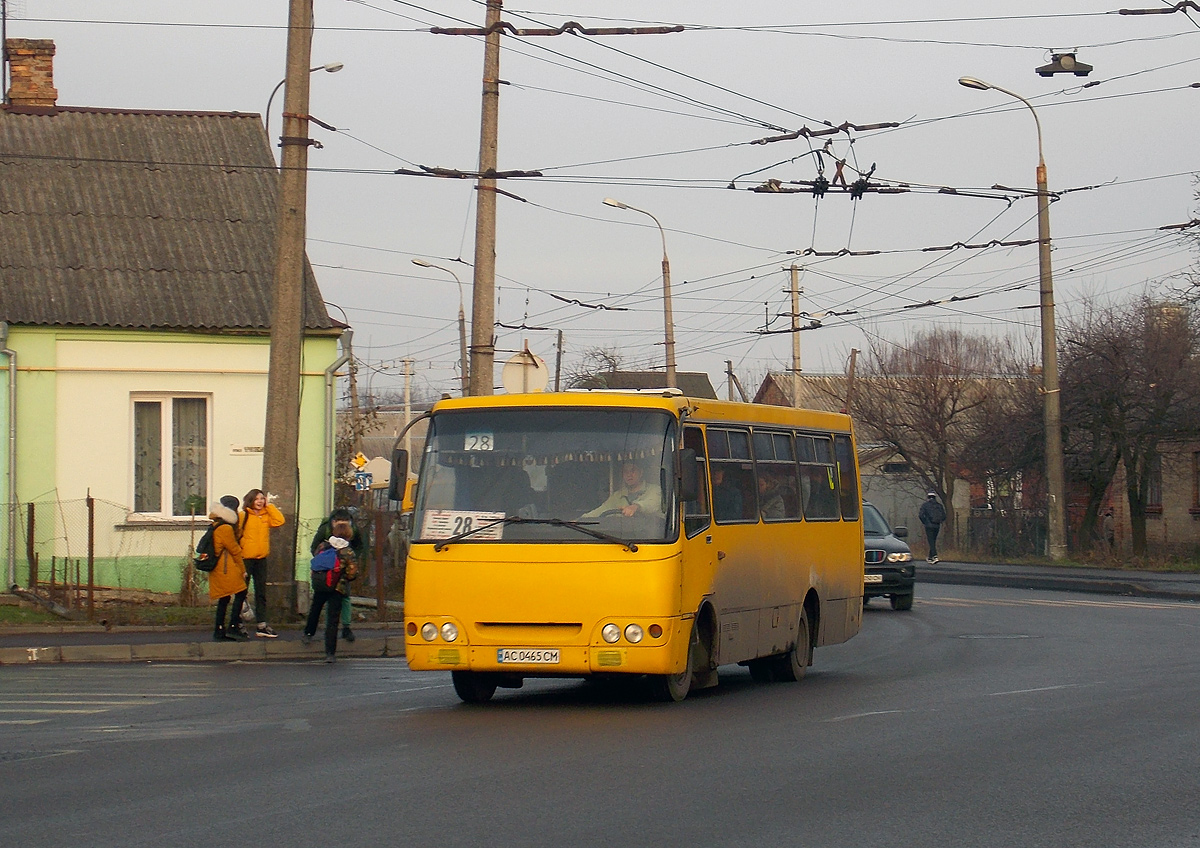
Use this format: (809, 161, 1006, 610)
(328, 536, 350, 550)
(927, 491, 937, 498)
(220, 495, 240, 511)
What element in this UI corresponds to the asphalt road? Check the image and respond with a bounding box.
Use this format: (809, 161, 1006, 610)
(3, 583, 1198, 848)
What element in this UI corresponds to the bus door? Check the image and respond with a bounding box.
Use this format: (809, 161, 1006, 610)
(680, 426, 714, 617)
(705, 426, 762, 665)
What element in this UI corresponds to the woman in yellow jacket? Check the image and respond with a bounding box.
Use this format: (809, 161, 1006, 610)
(210, 495, 249, 641)
(239, 488, 286, 638)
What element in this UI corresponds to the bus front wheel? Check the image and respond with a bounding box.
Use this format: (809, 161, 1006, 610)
(452, 671, 498, 704)
(651, 628, 695, 702)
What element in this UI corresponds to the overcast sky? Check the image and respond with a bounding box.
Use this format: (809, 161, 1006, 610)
(5, 0, 1199, 399)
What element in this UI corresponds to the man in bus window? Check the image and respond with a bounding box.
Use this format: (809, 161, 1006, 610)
(583, 461, 662, 519)
(711, 466, 744, 521)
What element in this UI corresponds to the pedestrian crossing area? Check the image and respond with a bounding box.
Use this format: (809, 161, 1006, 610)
(0, 677, 214, 726)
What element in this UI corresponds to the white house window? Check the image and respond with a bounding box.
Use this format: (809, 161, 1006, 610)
(133, 395, 209, 516)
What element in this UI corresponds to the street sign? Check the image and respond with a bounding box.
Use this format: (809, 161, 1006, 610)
(354, 471, 373, 491)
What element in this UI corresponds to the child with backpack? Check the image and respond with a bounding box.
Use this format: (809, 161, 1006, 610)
(302, 535, 358, 662)
(208, 495, 249, 641)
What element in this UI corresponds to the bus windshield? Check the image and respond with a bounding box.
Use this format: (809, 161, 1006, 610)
(413, 407, 679, 545)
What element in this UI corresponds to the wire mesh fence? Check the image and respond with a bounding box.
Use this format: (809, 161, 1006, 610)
(3, 495, 408, 621)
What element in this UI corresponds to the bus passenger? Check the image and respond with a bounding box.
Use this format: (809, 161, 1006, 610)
(711, 466, 744, 521)
(583, 461, 662, 519)
(758, 471, 787, 520)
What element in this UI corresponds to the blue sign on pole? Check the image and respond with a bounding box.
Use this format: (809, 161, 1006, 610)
(354, 471, 373, 492)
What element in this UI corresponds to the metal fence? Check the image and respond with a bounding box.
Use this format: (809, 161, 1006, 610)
(3, 496, 409, 621)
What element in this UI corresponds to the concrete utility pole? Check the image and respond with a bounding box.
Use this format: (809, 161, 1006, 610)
(789, 265, 802, 408)
(959, 76, 1067, 560)
(468, 0, 502, 396)
(434, 8, 682, 396)
(262, 0, 315, 621)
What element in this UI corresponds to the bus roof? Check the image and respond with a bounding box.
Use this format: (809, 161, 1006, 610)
(428, 391, 854, 432)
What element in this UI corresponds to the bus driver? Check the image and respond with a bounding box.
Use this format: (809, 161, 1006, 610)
(583, 461, 662, 519)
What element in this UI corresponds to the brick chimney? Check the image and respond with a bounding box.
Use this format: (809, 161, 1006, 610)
(5, 38, 58, 108)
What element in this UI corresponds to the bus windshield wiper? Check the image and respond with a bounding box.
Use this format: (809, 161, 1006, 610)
(512, 516, 639, 552)
(434, 515, 639, 552)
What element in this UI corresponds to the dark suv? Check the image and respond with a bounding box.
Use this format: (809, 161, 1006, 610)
(863, 501, 915, 610)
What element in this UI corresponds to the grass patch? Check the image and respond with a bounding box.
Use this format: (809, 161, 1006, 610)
(0, 604, 63, 626)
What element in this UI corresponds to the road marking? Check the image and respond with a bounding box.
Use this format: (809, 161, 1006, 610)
(0, 700, 165, 706)
(989, 683, 1094, 697)
(825, 709, 910, 722)
(0, 708, 108, 715)
(924, 595, 1194, 611)
(0, 719, 50, 725)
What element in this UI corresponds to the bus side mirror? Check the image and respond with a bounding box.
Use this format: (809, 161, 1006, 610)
(678, 448, 699, 502)
(388, 449, 409, 501)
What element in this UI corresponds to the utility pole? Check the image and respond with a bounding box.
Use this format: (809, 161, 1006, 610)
(789, 265, 802, 408)
(468, 0, 502, 396)
(346, 337, 361, 455)
(262, 0, 314, 622)
(844, 348, 859, 414)
(554, 329, 563, 392)
(402, 358, 413, 460)
(433, 11, 682, 397)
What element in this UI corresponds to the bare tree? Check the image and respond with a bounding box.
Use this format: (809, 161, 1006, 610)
(851, 328, 1020, 543)
(563, 346, 625, 389)
(1061, 297, 1200, 555)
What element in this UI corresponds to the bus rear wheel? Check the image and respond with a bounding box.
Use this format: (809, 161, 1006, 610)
(452, 671, 498, 704)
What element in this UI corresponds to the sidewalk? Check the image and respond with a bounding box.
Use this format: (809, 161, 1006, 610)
(919, 560, 1200, 602)
(2, 563, 1197, 665)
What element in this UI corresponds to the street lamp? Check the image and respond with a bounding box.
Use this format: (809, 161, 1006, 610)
(412, 259, 470, 397)
(264, 62, 343, 156)
(959, 75, 1067, 560)
(602, 198, 678, 389)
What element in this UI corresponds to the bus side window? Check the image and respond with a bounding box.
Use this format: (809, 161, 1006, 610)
(834, 434, 860, 520)
(683, 426, 710, 537)
(799, 434, 839, 520)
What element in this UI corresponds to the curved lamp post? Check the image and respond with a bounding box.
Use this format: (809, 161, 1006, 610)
(265, 62, 343, 157)
(603, 198, 677, 389)
(959, 76, 1066, 560)
(412, 259, 470, 397)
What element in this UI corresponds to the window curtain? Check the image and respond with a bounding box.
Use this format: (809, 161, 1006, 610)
(133, 401, 162, 513)
(172, 398, 208, 516)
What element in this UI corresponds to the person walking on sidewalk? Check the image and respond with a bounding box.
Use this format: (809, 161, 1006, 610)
(302, 535, 356, 663)
(238, 488, 285, 638)
(919, 491, 947, 564)
(310, 507, 364, 643)
(210, 495, 249, 641)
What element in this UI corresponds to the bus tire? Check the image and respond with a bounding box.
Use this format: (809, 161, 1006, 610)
(891, 592, 914, 611)
(651, 627, 695, 702)
(746, 659, 774, 683)
(771, 607, 812, 683)
(452, 671, 498, 704)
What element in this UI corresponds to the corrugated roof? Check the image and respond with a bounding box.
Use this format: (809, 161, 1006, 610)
(590, 370, 718, 399)
(0, 106, 334, 331)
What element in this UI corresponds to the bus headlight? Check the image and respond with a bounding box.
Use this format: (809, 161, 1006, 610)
(440, 622, 459, 642)
(420, 622, 438, 641)
(602, 623, 621, 643)
(624, 624, 644, 644)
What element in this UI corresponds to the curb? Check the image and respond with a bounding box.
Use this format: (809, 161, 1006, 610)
(920, 565, 1200, 602)
(0, 634, 407, 665)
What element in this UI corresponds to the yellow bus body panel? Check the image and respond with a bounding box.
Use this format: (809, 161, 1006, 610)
(402, 391, 863, 680)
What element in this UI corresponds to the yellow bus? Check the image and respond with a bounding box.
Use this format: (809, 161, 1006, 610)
(392, 389, 864, 703)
